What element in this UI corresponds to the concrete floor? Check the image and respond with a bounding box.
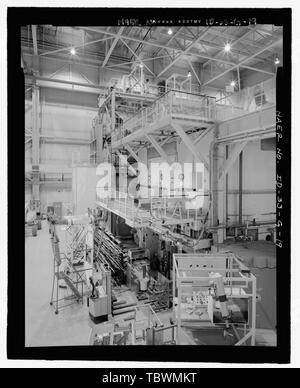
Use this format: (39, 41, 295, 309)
(25, 222, 174, 347)
(25, 221, 91, 347)
(25, 222, 276, 347)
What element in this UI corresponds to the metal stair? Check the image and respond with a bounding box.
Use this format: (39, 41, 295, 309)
(55, 271, 82, 300)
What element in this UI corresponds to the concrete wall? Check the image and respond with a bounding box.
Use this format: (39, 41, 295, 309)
(227, 140, 275, 225)
(25, 87, 97, 209)
(72, 166, 98, 215)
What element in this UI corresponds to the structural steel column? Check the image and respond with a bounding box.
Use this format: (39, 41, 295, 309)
(32, 85, 40, 199)
(111, 89, 116, 133)
(96, 122, 103, 163)
(211, 142, 219, 226)
(238, 151, 243, 225)
(225, 145, 228, 228)
(210, 124, 225, 233)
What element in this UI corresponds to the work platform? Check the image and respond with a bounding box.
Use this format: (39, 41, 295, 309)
(112, 89, 216, 150)
(96, 191, 212, 251)
(96, 192, 199, 229)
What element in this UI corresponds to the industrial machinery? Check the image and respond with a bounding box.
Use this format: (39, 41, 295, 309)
(208, 272, 230, 326)
(88, 303, 176, 346)
(173, 253, 257, 346)
(88, 264, 112, 323)
(25, 199, 42, 236)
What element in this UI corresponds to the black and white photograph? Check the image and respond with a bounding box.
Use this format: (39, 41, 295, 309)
(4, 4, 294, 367)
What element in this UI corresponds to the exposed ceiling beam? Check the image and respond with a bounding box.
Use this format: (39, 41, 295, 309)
(80, 27, 173, 51)
(206, 28, 277, 52)
(189, 52, 275, 76)
(203, 26, 260, 69)
(154, 26, 184, 56)
(196, 39, 273, 65)
(186, 58, 201, 85)
(105, 54, 171, 69)
(23, 48, 133, 74)
(158, 27, 275, 65)
(156, 28, 211, 78)
(39, 36, 113, 57)
(238, 65, 274, 76)
(31, 25, 38, 55)
(102, 26, 125, 67)
(79, 27, 277, 77)
(120, 38, 156, 77)
(250, 26, 282, 37)
(202, 38, 282, 86)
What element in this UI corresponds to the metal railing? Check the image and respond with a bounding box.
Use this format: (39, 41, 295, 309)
(96, 190, 150, 226)
(216, 77, 276, 122)
(111, 90, 216, 143)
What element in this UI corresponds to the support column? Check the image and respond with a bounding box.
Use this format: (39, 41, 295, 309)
(210, 125, 225, 241)
(31, 85, 40, 199)
(111, 89, 115, 134)
(238, 151, 243, 225)
(95, 122, 103, 163)
(225, 145, 229, 228)
(211, 142, 219, 226)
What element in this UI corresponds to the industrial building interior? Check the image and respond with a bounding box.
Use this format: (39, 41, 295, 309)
(24, 25, 281, 347)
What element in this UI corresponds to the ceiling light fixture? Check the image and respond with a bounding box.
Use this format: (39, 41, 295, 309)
(70, 47, 76, 55)
(187, 71, 192, 78)
(224, 43, 231, 53)
(275, 56, 280, 65)
(168, 28, 173, 35)
(230, 80, 236, 87)
(139, 63, 144, 68)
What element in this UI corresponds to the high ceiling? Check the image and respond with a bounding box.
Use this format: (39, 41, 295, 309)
(21, 25, 283, 89)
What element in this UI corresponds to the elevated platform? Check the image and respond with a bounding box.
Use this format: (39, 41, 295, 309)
(217, 105, 276, 143)
(112, 90, 216, 149)
(96, 194, 197, 229)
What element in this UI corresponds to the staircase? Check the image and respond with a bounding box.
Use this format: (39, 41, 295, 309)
(55, 271, 82, 300)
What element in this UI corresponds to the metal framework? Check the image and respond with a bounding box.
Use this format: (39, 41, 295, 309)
(22, 25, 282, 85)
(23, 26, 280, 238)
(173, 253, 257, 346)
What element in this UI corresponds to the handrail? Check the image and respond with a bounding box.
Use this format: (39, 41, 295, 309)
(111, 89, 216, 143)
(215, 77, 276, 122)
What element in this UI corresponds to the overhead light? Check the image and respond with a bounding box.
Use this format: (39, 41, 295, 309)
(70, 47, 76, 55)
(230, 80, 236, 87)
(168, 28, 173, 35)
(224, 43, 231, 53)
(139, 63, 144, 68)
(187, 71, 192, 78)
(275, 56, 280, 65)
